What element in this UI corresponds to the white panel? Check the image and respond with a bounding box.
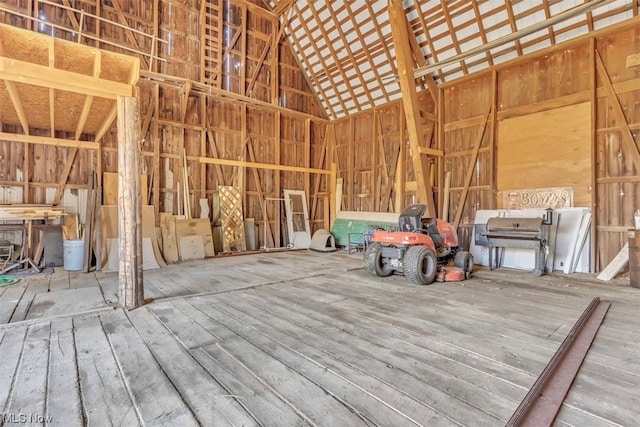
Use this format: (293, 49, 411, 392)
(318, 9, 330, 21)
(459, 37, 483, 53)
(493, 49, 519, 64)
(486, 25, 512, 42)
(522, 39, 552, 55)
(370, 88, 383, 99)
(555, 26, 589, 43)
(594, 10, 632, 30)
(520, 28, 550, 43)
(484, 9, 508, 27)
(452, 9, 475, 27)
(429, 23, 449, 38)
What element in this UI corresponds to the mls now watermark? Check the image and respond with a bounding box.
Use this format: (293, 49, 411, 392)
(1, 413, 53, 424)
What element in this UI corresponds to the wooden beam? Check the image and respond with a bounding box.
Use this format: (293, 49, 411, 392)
(74, 51, 101, 139)
(60, 0, 81, 32)
(198, 157, 331, 175)
(595, 49, 640, 172)
(0, 57, 134, 99)
(453, 104, 492, 229)
(205, 117, 226, 186)
(52, 148, 79, 206)
(140, 71, 329, 122)
(418, 147, 444, 157)
(95, 105, 118, 143)
(415, 0, 618, 79)
(311, 130, 329, 221)
(388, 0, 435, 215)
(0, 41, 28, 134)
(111, 0, 149, 69)
(274, 0, 295, 16)
(48, 38, 55, 135)
(246, 15, 288, 95)
(3, 79, 29, 134)
(0, 132, 99, 149)
(405, 14, 438, 103)
(241, 6, 247, 97)
(246, 138, 276, 247)
(117, 96, 143, 309)
(329, 162, 337, 228)
(179, 80, 192, 123)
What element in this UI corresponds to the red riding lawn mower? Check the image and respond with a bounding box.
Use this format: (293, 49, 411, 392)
(364, 204, 474, 285)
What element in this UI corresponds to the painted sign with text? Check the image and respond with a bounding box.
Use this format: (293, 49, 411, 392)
(503, 187, 573, 209)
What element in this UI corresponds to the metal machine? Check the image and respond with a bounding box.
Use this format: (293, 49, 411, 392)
(480, 214, 551, 276)
(364, 204, 473, 285)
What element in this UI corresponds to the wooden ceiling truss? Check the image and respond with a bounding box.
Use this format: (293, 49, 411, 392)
(273, 0, 638, 118)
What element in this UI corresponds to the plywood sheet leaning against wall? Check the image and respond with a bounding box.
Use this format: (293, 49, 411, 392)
(100, 205, 166, 271)
(103, 172, 149, 205)
(497, 102, 592, 208)
(175, 218, 215, 258)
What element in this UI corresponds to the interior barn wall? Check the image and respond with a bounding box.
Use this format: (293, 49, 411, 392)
(1, 2, 639, 268)
(496, 102, 592, 208)
(441, 20, 640, 271)
(331, 93, 437, 215)
(0, 0, 328, 249)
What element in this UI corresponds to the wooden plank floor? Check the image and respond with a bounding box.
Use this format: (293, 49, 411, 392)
(0, 250, 638, 426)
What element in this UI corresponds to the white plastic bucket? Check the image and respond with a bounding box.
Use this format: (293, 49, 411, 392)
(63, 239, 84, 271)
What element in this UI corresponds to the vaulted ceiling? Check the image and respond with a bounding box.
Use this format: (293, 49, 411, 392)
(270, 0, 639, 119)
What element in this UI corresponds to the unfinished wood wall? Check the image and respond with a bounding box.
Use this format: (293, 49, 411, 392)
(332, 93, 436, 214)
(1, 1, 639, 268)
(0, 0, 329, 249)
(442, 21, 640, 269)
(331, 20, 639, 269)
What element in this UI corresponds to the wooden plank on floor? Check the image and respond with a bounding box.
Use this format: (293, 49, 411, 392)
(146, 301, 220, 349)
(212, 296, 506, 425)
(46, 317, 82, 426)
(234, 290, 520, 420)
(9, 290, 35, 323)
(48, 271, 70, 291)
(0, 282, 27, 324)
(26, 287, 106, 320)
(100, 309, 199, 426)
(93, 272, 119, 304)
(189, 297, 402, 426)
(0, 325, 28, 410)
(69, 271, 101, 289)
(5, 322, 50, 420)
(190, 346, 308, 426)
(74, 315, 140, 426)
(200, 338, 371, 426)
(169, 298, 238, 342)
(126, 307, 258, 426)
(142, 269, 199, 297)
(261, 284, 536, 389)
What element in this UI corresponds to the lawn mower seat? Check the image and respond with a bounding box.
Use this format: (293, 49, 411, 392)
(422, 218, 443, 248)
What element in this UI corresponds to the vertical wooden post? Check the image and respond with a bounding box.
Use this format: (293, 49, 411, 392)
(304, 118, 311, 210)
(117, 96, 143, 310)
(275, 111, 282, 246)
(589, 37, 598, 272)
(329, 162, 337, 229)
(388, 0, 436, 216)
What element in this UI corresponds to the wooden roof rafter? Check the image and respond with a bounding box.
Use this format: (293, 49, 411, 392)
(287, 2, 346, 118)
(304, 1, 359, 115)
(326, 2, 376, 110)
(269, 0, 637, 118)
